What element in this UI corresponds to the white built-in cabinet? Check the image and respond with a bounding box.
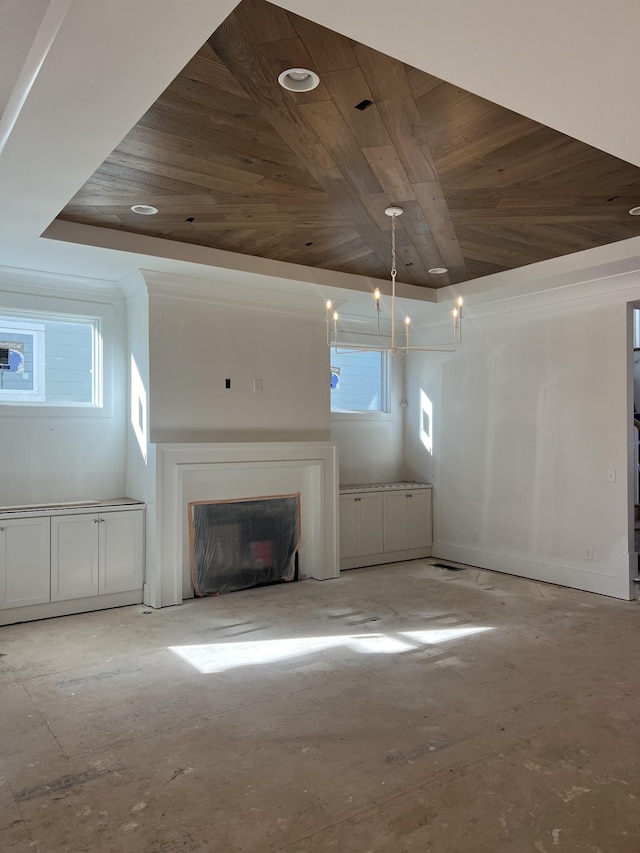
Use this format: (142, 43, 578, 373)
(0, 500, 145, 625)
(339, 483, 432, 570)
(382, 490, 432, 552)
(51, 510, 143, 602)
(0, 517, 51, 608)
(339, 492, 383, 560)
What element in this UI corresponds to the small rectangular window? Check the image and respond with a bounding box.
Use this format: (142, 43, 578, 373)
(330, 348, 388, 413)
(0, 314, 101, 406)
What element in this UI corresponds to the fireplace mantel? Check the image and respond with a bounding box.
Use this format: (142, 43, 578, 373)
(145, 441, 339, 608)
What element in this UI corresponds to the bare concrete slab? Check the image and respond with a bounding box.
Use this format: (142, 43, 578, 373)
(1, 559, 638, 851)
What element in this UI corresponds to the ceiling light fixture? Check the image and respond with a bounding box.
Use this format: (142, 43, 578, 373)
(130, 204, 158, 215)
(629, 206, 640, 216)
(326, 207, 463, 355)
(428, 266, 449, 275)
(277, 68, 320, 92)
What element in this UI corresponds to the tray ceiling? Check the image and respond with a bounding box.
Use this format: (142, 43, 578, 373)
(57, 0, 640, 290)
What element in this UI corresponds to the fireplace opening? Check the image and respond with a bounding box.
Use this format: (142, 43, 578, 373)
(188, 493, 300, 596)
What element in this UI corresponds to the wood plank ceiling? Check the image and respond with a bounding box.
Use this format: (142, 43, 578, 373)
(57, 0, 640, 289)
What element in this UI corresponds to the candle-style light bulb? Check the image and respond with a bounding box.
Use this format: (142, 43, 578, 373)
(404, 316, 411, 326)
(326, 299, 332, 312)
(374, 287, 381, 302)
(333, 311, 339, 323)
(457, 296, 463, 308)
(452, 307, 459, 320)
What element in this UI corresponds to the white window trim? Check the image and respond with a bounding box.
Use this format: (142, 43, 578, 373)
(330, 349, 391, 416)
(0, 318, 45, 403)
(0, 310, 104, 411)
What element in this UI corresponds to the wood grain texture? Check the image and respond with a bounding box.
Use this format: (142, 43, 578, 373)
(57, 0, 640, 289)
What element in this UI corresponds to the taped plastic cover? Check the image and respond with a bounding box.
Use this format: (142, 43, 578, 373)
(189, 493, 300, 596)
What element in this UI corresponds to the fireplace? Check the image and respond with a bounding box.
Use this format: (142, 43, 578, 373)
(146, 442, 339, 608)
(189, 494, 300, 595)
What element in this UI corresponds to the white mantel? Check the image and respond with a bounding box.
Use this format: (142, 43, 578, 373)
(145, 441, 339, 608)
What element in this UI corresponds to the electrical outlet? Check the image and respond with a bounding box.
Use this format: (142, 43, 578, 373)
(606, 467, 616, 483)
(471, 528, 479, 541)
(585, 547, 593, 561)
(225, 378, 231, 389)
(253, 378, 263, 392)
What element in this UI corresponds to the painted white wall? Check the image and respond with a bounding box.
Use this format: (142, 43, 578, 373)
(146, 286, 331, 443)
(123, 272, 151, 503)
(0, 277, 127, 506)
(331, 353, 405, 484)
(404, 284, 636, 599)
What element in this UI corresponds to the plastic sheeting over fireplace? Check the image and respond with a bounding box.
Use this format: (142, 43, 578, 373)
(188, 494, 300, 596)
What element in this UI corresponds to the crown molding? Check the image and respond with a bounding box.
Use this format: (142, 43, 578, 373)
(0, 264, 122, 302)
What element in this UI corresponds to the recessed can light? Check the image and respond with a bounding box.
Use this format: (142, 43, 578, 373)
(277, 68, 320, 92)
(131, 204, 158, 215)
(428, 267, 449, 275)
(629, 206, 640, 215)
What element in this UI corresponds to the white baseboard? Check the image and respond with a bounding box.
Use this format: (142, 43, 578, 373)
(0, 590, 143, 626)
(341, 547, 432, 572)
(433, 542, 634, 601)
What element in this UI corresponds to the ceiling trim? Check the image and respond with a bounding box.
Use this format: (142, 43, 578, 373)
(44, 219, 438, 303)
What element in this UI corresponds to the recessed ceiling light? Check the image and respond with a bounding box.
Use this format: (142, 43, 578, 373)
(629, 206, 640, 215)
(130, 204, 158, 215)
(277, 68, 320, 92)
(428, 267, 449, 275)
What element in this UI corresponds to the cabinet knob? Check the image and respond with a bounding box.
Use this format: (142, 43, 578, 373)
(0, 527, 5, 532)
(93, 519, 100, 524)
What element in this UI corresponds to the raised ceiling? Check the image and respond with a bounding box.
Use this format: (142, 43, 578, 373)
(57, 0, 640, 289)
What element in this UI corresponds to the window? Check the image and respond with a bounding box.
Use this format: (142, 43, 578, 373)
(0, 313, 101, 406)
(330, 348, 388, 413)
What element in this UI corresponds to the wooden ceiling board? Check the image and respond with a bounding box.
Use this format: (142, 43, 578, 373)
(57, 0, 640, 289)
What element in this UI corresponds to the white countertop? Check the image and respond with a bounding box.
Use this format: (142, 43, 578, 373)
(339, 481, 431, 495)
(0, 497, 145, 519)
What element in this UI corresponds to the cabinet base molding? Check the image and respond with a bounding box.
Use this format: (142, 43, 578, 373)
(0, 590, 143, 626)
(341, 547, 432, 572)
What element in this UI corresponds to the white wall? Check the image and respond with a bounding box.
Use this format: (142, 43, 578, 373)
(0, 278, 127, 506)
(123, 272, 151, 503)
(404, 285, 636, 600)
(147, 286, 330, 443)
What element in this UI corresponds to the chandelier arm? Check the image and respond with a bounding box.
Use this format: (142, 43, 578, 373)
(397, 344, 459, 352)
(333, 344, 390, 355)
(324, 205, 465, 356)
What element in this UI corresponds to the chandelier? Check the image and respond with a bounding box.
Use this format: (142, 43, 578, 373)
(326, 206, 463, 354)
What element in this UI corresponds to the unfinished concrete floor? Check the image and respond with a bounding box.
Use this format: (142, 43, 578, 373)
(2, 560, 639, 852)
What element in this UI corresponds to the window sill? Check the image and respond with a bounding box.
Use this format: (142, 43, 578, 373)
(331, 409, 396, 422)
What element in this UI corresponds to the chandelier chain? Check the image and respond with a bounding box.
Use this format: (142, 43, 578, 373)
(324, 204, 463, 354)
(390, 212, 397, 278)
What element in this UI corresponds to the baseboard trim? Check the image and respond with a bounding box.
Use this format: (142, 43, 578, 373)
(433, 542, 634, 600)
(0, 590, 143, 626)
(341, 547, 432, 572)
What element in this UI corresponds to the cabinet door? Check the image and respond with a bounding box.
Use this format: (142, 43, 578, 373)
(408, 491, 432, 549)
(0, 517, 50, 608)
(356, 493, 383, 556)
(99, 510, 144, 595)
(339, 497, 358, 560)
(51, 514, 99, 601)
(383, 492, 409, 552)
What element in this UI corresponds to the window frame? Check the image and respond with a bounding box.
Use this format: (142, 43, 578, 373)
(329, 347, 392, 417)
(0, 309, 103, 410)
